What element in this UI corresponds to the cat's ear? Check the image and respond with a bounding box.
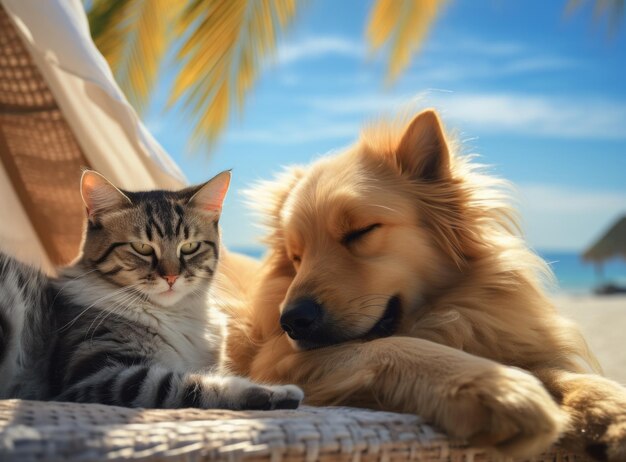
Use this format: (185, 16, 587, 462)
(80, 170, 131, 220)
(188, 170, 231, 213)
(396, 109, 450, 181)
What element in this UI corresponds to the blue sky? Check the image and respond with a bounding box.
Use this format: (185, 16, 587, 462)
(144, 0, 626, 252)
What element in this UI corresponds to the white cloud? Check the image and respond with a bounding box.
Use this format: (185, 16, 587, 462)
(502, 56, 579, 73)
(300, 91, 626, 140)
(274, 34, 528, 68)
(517, 183, 626, 250)
(276, 36, 364, 65)
(301, 93, 407, 115)
(418, 34, 579, 80)
(428, 36, 527, 57)
(270, 33, 578, 90)
(410, 56, 579, 83)
(226, 121, 360, 145)
(441, 93, 626, 140)
(222, 90, 626, 146)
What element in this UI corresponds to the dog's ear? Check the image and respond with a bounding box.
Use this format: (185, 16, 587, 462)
(396, 109, 450, 181)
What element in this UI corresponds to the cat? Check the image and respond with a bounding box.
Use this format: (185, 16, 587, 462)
(0, 170, 303, 410)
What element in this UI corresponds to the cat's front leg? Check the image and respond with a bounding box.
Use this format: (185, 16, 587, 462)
(55, 363, 303, 410)
(177, 374, 304, 411)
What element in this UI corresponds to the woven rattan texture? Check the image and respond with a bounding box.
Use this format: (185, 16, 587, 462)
(0, 400, 589, 462)
(0, 5, 88, 266)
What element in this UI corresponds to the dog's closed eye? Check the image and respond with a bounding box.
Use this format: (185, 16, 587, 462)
(342, 224, 381, 245)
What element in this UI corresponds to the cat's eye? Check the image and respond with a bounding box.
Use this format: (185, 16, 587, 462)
(130, 242, 155, 256)
(342, 223, 382, 245)
(180, 241, 201, 255)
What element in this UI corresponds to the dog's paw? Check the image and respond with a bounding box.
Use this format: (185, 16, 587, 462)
(440, 366, 566, 459)
(602, 417, 626, 462)
(561, 374, 626, 461)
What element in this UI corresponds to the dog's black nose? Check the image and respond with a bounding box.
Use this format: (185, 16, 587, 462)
(280, 298, 323, 340)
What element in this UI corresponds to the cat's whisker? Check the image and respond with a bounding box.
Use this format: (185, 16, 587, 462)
(84, 302, 134, 342)
(88, 291, 144, 343)
(57, 283, 143, 333)
(85, 288, 141, 340)
(49, 268, 99, 308)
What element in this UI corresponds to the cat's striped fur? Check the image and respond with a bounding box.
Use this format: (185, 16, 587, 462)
(0, 171, 302, 410)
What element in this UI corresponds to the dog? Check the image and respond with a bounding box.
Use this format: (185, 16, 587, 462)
(225, 109, 626, 460)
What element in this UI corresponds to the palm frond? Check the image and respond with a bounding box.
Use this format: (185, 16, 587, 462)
(566, 0, 624, 34)
(172, 0, 298, 145)
(89, 0, 181, 112)
(366, 0, 447, 83)
(88, 0, 132, 71)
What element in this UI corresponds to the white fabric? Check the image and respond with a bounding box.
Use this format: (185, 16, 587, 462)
(0, 162, 53, 272)
(1, 0, 186, 190)
(0, 0, 187, 269)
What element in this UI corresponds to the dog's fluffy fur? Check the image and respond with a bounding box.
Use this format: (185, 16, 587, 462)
(226, 109, 626, 460)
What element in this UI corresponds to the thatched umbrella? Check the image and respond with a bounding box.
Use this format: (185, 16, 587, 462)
(583, 215, 626, 286)
(583, 216, 626, 263)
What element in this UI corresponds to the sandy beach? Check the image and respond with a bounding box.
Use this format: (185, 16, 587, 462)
(552, 294, 626, 384)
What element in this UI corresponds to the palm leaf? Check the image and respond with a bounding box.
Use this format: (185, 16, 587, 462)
(89, 0, 182, 112)
(171, 0, 298, 145)
(366, 0, 447, 83)
(566, 0, 624, 34)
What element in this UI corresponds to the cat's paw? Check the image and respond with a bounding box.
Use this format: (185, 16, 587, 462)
(441, 366, 567, 459)
(219, 376, 304, 411)
(241, 384, 304, 410)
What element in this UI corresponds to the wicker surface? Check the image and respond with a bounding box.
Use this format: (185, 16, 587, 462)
(0, 399, 589, 462)
(0, 5, 89, 266)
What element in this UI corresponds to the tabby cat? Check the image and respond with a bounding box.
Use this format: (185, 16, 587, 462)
(0, 170, 302, 410)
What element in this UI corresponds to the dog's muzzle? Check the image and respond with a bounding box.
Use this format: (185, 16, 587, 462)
(280, 297, 324, 341)
(280, 295, 401, 350)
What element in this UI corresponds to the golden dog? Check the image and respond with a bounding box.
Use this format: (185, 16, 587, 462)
(225, 109, 626, 460)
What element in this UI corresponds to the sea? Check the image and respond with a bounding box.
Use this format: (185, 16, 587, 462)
(540, 251, 626, 294)
(231, 247, 626, 295)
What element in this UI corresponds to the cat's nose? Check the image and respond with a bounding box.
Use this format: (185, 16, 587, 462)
(162, 274, 179, 287)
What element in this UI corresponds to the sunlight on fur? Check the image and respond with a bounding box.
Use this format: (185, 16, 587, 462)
(224, 108, 626, 461)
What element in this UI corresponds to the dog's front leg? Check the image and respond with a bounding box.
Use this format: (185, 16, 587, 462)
(535, 368, 626, 461)
(259, 336, 566, 459)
